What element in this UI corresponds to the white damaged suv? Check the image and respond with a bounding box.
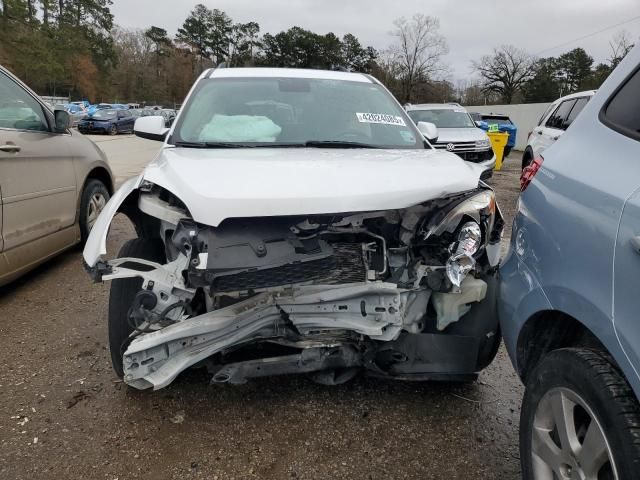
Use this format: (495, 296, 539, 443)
(83, 68, 504, 390)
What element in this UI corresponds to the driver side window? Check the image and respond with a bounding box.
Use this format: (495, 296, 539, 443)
(0, 71, 49, 132)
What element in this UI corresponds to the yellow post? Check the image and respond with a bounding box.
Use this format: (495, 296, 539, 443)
(487, 132, 509, 171)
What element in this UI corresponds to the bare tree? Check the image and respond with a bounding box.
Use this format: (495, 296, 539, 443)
(473, 45, 536, 104)
(456, 79, 487, 106)
(390, 14, 448, 103)
(609, 30, 635, 68)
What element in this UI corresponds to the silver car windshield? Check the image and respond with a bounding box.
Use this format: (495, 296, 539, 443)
(408, 109, 475, 129)
(172, 77, 423, 148)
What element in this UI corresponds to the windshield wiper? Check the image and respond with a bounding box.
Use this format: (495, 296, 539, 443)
(303, 140, 381, 149)
(173, 141, 250, 148)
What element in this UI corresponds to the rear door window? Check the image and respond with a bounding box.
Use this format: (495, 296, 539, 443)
(546, 100, 577, 130)
(563, 97, 590, 129)
(603, 68, 640, 141)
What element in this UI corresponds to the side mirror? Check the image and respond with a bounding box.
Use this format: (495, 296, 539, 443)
(134, 116, 169, 141)
(54, 109, 71, 132)
(417, 121, 438, 143)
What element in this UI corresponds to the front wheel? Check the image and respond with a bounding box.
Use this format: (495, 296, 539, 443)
(108, 238, 166, 377)
(520, 348, 640, 480)
(109, 124, 118, 136)
(79, 179, 110, 243)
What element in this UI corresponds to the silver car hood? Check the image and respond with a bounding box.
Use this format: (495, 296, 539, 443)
(141, 147, 483, 227)
(434, 128, 488, 143)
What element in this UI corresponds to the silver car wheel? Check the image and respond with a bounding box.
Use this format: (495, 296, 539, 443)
(87, 192, 107, 231)
(531, 387, 617, 480)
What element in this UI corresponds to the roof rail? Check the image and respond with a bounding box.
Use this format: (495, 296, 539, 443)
(447, 102, 462, 107)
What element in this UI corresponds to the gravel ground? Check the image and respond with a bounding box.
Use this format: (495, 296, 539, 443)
(0, 139, 524, 480)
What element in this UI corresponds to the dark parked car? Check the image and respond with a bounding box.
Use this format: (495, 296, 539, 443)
(78, 108, 135, 135)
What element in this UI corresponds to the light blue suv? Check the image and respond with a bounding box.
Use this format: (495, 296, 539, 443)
(499, 45, 640, 479)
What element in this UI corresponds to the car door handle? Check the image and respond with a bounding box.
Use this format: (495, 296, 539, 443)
(631, 236, 640, 254)
(0, 144, 21, 153)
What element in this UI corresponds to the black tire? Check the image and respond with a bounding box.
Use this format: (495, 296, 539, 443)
(79, 179, 110, 244)
(520, 348, 640, 479)
(503, 146, 512, 158)
(108, 238, 166, 377)
(109, 124, 118, 135)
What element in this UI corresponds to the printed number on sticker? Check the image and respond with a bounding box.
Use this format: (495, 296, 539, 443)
(356, 113, 406, 126)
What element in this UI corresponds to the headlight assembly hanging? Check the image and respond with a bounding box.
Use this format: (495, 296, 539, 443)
(455, 221, 482, 257)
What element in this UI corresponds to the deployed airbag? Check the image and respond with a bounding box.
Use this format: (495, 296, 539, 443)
(199, 114, 282, 142)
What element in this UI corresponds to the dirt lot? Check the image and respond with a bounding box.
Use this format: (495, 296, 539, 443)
(0, 139, 524, 480)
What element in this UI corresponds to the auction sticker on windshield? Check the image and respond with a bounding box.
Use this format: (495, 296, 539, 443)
(356, 113, 406, 126)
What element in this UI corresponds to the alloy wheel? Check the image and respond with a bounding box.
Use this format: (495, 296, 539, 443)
(531, 387, 617, 480)
(86, 192, 107, 231)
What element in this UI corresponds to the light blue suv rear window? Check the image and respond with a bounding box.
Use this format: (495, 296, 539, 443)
(603, 68, 640, 141)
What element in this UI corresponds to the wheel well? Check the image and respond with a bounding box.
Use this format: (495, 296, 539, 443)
(516, 310, 609, 381)
(85, 167, 114, 195)
(116, 189, 161, 240)
(522, 147, 533, 161)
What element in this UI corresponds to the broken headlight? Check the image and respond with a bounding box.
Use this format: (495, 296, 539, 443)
(420, 190, 498, 286)
(445, 222, 481, 287)
(455, 221, 482, 256)
(423, 190, 496, 241)
(446, 253, 475, 287)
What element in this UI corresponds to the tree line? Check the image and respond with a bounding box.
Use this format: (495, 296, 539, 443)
(0, 1, 635, 106)
(0, 1, 382, 104)
(469, 31, 634, 105)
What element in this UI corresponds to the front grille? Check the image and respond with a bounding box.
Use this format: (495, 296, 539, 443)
(434, 142, 493, 163)
(212, 242, 367, 292)
(434, 141, 478, 151)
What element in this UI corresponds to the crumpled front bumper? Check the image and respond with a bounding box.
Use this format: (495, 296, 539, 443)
(122, 283, 416, 390)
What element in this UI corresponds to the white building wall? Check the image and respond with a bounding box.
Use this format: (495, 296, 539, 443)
(466, 103, 552, 151)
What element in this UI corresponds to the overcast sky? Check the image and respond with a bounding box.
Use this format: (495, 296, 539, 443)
(111, 0, 639, 81)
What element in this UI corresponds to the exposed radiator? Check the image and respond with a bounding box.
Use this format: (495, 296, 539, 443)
(212, 242, 367, 293)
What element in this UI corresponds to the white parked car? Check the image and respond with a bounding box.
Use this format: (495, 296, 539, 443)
(405, 103, 495, 178)
(522, 90, 596, 170)
(83, 68, 504, 391)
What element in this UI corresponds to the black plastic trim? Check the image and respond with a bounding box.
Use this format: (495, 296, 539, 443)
(598, 64, 640, 142)
(134, 130, 167, 142)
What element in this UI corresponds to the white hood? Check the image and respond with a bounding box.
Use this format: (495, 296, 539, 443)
(142, 147, 482, 226)
(434, 127, 488, 143)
